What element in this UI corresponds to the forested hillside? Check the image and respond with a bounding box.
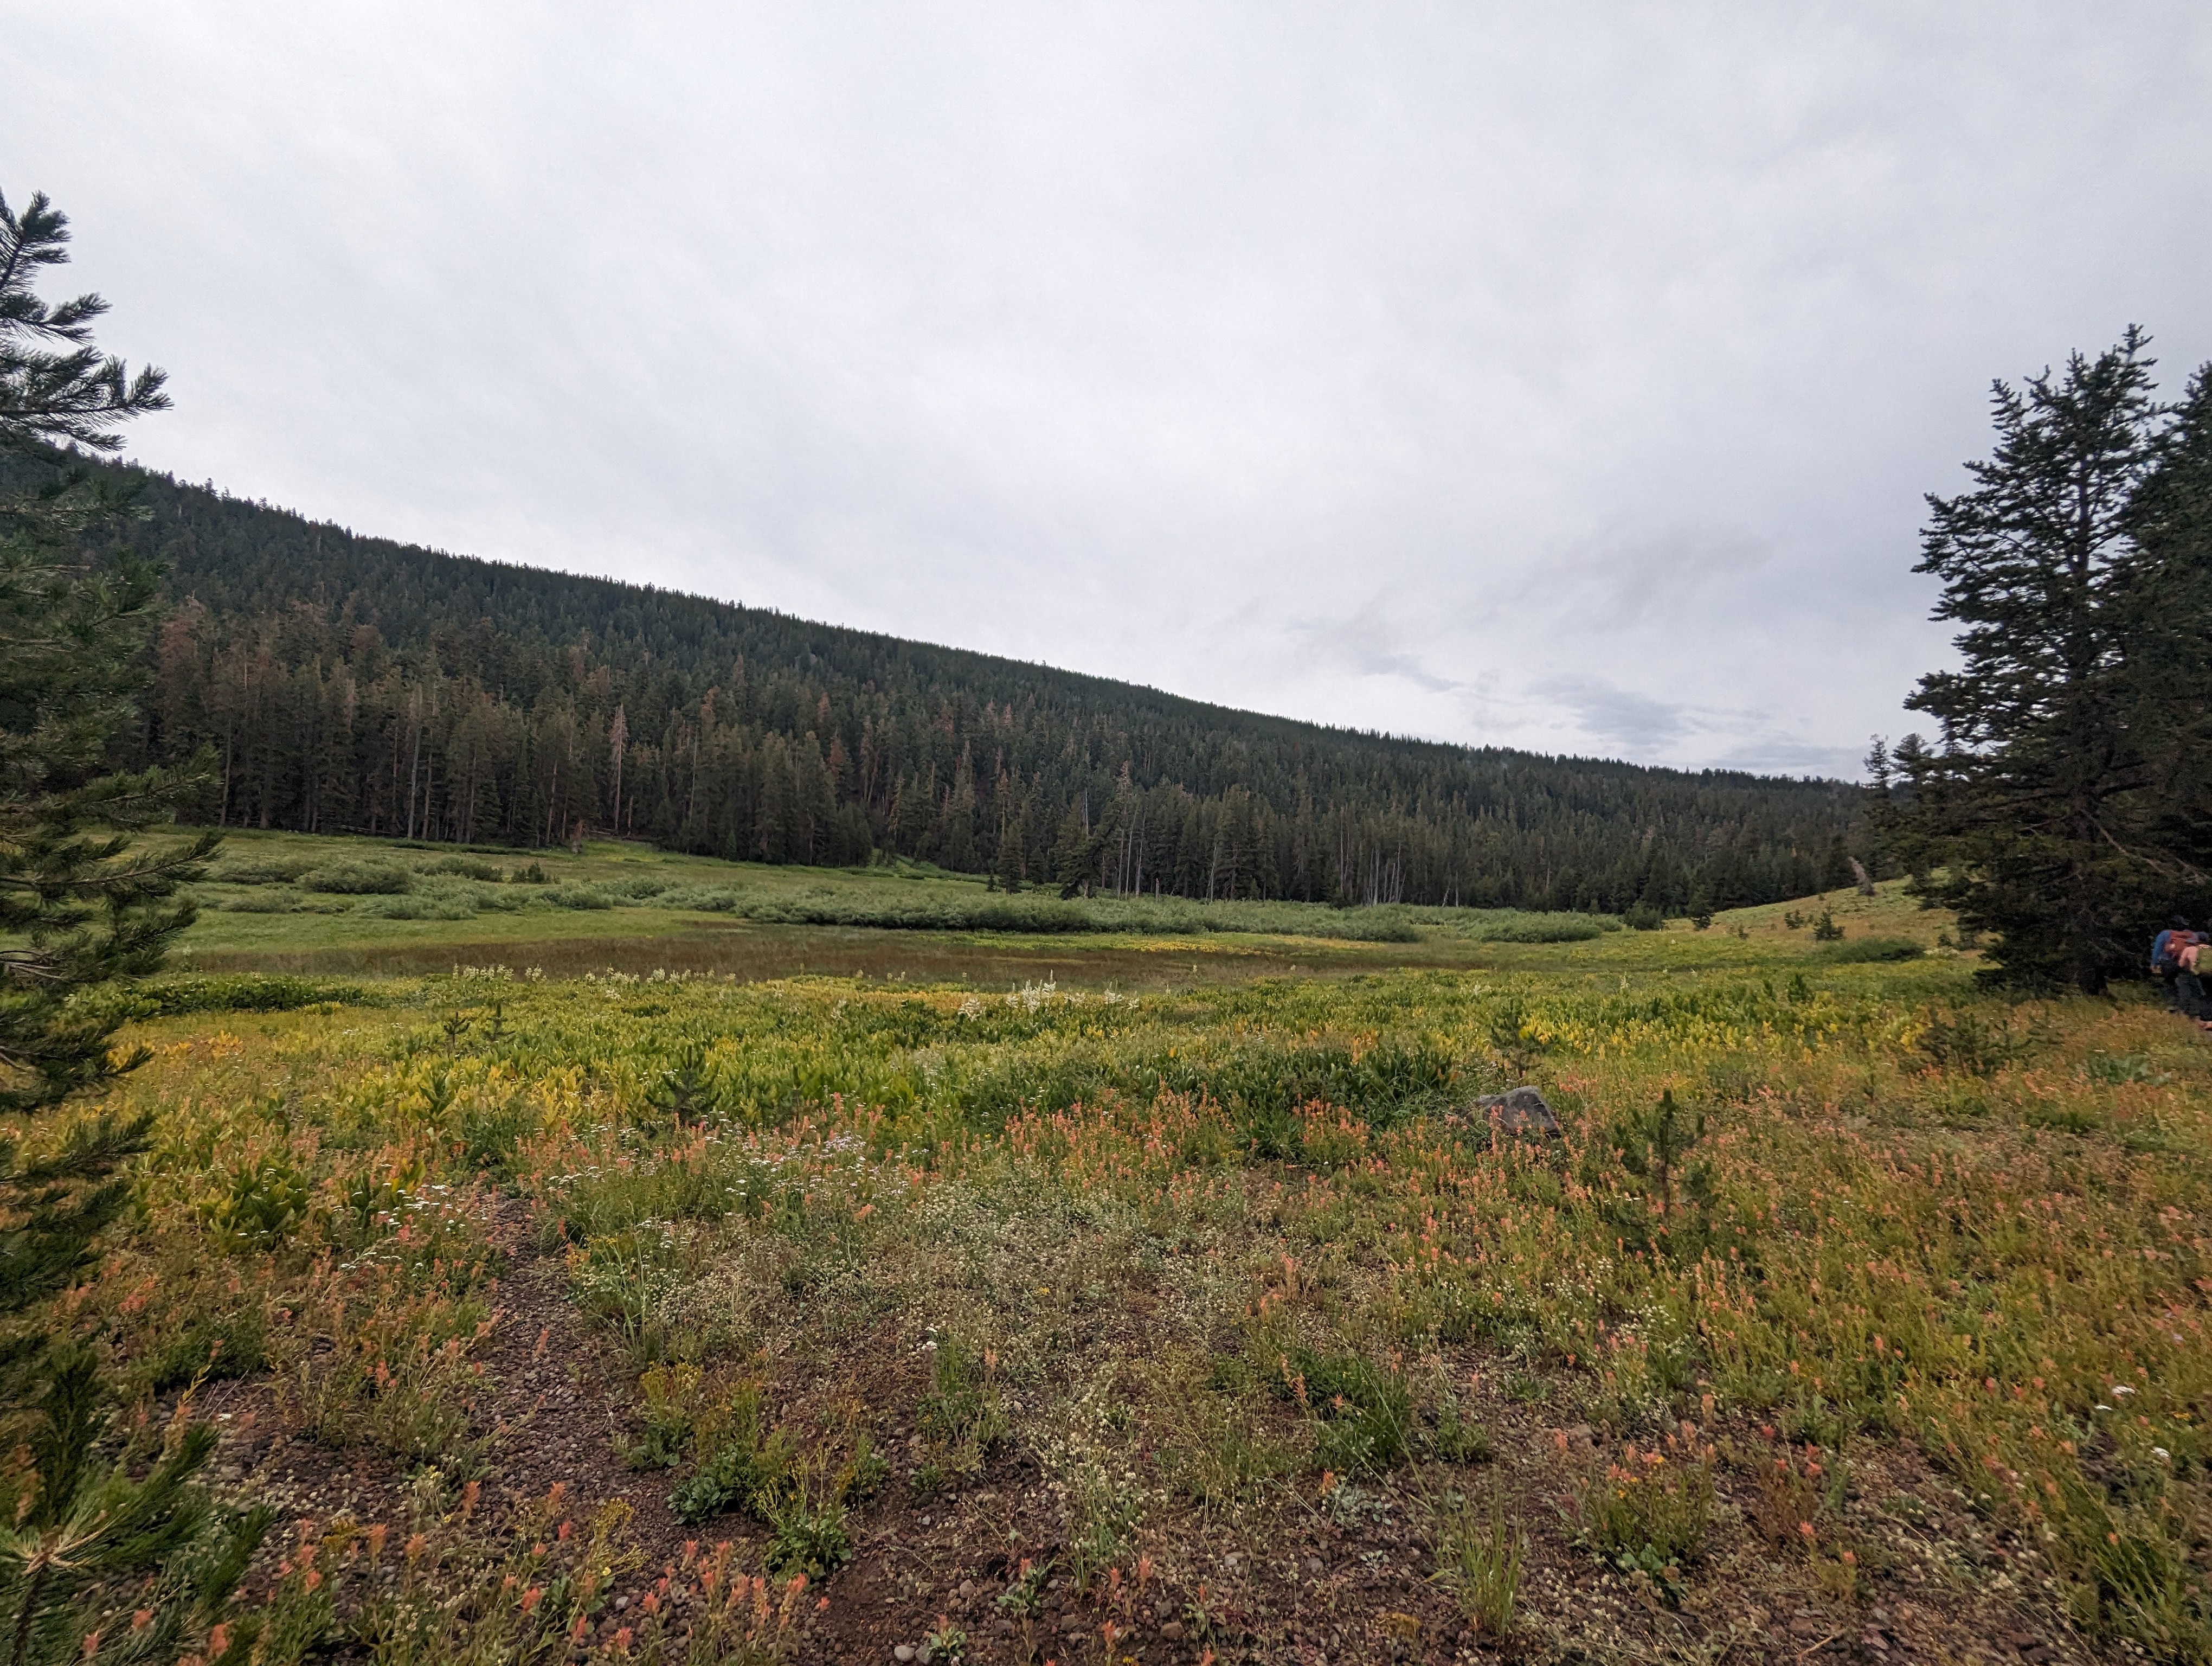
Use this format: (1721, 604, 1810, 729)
(66, 453, 1862, 912)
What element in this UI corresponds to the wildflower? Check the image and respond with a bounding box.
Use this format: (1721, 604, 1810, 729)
(521, 1587, 543, 1613)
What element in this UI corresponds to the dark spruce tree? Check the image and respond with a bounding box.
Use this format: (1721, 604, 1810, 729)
(0, 187, 268, 1666)
(1872, 330, 2211, 990)
(2118, 366, 2212, 899)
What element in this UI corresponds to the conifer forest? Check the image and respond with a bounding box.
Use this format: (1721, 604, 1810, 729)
(38, 456, 1865, 916)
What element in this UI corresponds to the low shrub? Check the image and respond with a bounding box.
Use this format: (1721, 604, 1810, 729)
(298, 859, 413, 894)
(358, 893, 478, 920)
(416, 854, 504, 881)
(545, 882, 616, 910)
(136, 972, 370, 1014)
(206, 855, 316, 885)
(1470, 913, 1609, 943)
(654, 884, 741, 911)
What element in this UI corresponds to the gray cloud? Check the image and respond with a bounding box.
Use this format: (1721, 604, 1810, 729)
(3, 3, 2207, 779)
(1536, 677, 1693, 756)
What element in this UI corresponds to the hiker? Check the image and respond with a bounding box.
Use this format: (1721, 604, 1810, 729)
(2153, 917, 2196, 1011)
(2179, 935, 2212, 1028)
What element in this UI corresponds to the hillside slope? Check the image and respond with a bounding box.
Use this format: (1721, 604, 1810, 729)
(67, 453, 1862, 911)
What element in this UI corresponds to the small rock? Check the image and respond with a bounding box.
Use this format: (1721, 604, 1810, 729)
(1160, 1622, 1185, 1642)
(993, 1617, 1014, 1635)
(958, 1579, 976, 1600)
(614, 1597, 629, 1612)
(894, 1648, 916, 1663)
(1307, 1556, 1324, 1575)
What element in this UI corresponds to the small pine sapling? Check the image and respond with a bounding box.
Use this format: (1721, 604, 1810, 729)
(1603, 1088, 1716, 1259)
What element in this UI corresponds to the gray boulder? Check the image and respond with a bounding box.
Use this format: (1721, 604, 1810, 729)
(1469, 1085, 1560, 1137)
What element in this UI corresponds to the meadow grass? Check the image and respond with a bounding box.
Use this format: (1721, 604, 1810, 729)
(18, 873, 2208, 1661)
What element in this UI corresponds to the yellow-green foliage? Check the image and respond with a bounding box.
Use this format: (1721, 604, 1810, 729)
(62, 929, 2212, 1658)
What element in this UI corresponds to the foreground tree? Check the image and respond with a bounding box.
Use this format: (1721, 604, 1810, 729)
(0, 187, 264, 1663)
(1872, 330, 2212, 990)
(3, 186, 215, 1306)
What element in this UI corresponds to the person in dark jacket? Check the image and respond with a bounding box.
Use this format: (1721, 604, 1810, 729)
(2153, 917, 2195, 1010)
(2178, 937, 2212, 1028)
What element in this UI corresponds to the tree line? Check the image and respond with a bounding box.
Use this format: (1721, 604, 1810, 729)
(18, 460, 1868, 915)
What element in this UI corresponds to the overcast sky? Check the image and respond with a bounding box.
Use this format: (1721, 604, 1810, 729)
(8, 5, 2209, 776)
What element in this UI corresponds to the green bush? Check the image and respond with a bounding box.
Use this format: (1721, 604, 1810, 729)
(358, 894, 477, 920)
(1471, 913, 1608, 943)
(1625, 902, 1664, 931)
(136, 973, 369, 1015)
(545, 882, 616, 910)
(416, 854, 504, 882)
(298, 859, 413, 894)
(205, 856, 315, 885)
(654, 885, 740, 912)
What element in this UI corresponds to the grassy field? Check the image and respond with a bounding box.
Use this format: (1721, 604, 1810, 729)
(171, 828, 1945, 985)
(20, 832, 2211, 1663)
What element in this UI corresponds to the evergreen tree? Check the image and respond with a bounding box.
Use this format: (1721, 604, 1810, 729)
(994, 808, 1024, 894)
(0, 192, 170, 451)
(0, 184, 257, 1664)
(1049, 795, 1095, 897)
(2, 185, 215, 1369)
(2119, 367, 2212, 894)
(1874, 330, 2210, 990)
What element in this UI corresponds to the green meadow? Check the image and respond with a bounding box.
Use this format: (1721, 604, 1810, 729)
(30, 831, 2212, 1662)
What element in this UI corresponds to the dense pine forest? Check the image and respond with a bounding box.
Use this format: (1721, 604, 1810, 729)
(55, 452, 1863, 913)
